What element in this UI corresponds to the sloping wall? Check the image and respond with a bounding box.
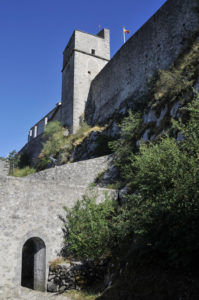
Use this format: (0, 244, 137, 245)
(85, 0, 199, 125)
(27, 155, 112, 185)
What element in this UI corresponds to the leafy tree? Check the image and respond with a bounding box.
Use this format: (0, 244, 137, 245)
(7, 150, 20, 175)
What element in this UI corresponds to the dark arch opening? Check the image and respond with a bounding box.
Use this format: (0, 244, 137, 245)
(21, 237, 46, 291)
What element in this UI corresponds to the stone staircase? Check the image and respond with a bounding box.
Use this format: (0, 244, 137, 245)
(0, 159, 9, 177)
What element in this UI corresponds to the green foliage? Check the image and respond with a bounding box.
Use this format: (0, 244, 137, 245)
(7, 150, 20, 175)
(37, 120, 69, 169)
(58, 122, 91, 164)
(40, 121, 66, 163)
(38, 121, 96, 167)
(113, 93, 199, 269)
(109, 111, 142, 181)
(61, 94, 199, 270)
(151, 37, 199, 109)
(93, 135, 115, 156)
(12, 166, 36, 177)
(61, 192, 132, 261)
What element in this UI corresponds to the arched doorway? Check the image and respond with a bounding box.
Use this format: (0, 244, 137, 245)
(21, 237, 46, 291)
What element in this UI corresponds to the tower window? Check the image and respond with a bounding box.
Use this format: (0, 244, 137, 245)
(91, 49, 95, 55)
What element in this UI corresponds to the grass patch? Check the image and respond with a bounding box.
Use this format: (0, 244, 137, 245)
(68, 123, 107, 148)
(11, 166, 36, 177)
(49, 257, 70, 267)
(106, 182, 124, 190)
(151, 33, 199, 111)
(67, 284, 103, 300)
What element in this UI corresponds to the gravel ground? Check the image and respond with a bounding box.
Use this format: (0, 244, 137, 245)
(0, 286, 72, 300)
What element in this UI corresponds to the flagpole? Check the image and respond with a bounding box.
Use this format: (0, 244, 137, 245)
(123, 27, 125, 44)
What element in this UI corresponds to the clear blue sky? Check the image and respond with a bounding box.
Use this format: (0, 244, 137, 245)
(0, 0, 166, 158)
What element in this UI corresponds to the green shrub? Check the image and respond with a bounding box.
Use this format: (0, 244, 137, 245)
(109, 111, 143, 182)
(7, 150, 20, 175)
(39, 121, 66, 165)
(112, 92, 199, 269)
(61, 192, 132, 261)
(12, 166, 36, 177)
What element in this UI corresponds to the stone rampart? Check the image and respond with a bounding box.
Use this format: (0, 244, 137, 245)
(85, 0, 199, 125)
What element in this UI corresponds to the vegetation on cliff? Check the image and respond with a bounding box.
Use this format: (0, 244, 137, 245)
(61, 92, 199, 299)
(37, 120, 108, 170)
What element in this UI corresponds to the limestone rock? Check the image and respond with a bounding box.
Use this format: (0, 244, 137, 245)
(47, 282, 59, 293)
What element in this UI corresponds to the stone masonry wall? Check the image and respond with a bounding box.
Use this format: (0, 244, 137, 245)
(85, 0, 199, 125)
(0, 159, 9, 176)
(61, 29, 110, 132)
(48, 260, 107, 293)
(0, 156, 117, 293)
(27, 155, 112, 186)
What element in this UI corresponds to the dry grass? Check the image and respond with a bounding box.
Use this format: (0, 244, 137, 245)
(151, 35, 199, 109)
(71, 124, 107, 147)
(49, 257, 70, 267)
(67, 287, 102, 300)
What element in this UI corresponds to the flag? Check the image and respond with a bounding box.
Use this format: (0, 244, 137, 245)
(123, 27, 130, 34)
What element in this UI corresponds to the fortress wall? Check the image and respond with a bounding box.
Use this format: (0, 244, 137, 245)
(85, 0, 199, 125)
(20, 134, 43, 165)
(0, 174, 117, 289)
(27, 155, 112, 185)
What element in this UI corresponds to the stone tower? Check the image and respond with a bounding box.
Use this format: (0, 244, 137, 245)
(61, 28, 110, 133)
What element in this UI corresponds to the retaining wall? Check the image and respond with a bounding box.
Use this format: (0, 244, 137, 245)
(27, 155, 112, 186)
